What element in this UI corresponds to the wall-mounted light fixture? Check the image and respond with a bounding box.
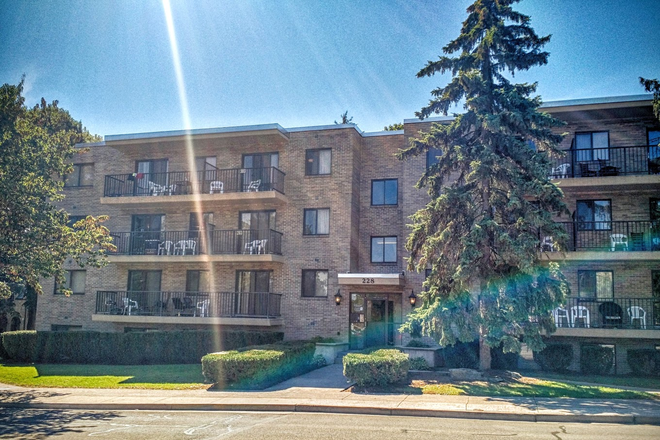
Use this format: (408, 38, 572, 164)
(334, 289, 342, 306)
(409, 289, 417, 307)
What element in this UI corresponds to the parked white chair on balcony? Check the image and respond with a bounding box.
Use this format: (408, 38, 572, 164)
(147, 181, 166, 196)
(551, 163, 571, 179)
(570, 305, 590, 328)
(627, 306, 647, 329)
(158, 240, 174, 255)
(540, 236, 556, 252)
(174, 239, 197, 255)
(209, 181, 224, 194)
(196, 299, 210, 317)
(552, 307, 569, 328)
(122, 297, 139, 315)
(244, 240, 261, 254)
(246, 179, 261, 192)
(610, 234, 628, 251)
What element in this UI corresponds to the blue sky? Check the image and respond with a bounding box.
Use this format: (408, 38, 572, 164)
(1, 0, 659, 137)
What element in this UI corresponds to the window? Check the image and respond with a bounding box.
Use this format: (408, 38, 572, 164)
(371, 179, 398, 205)
(186, 270, 209, 292)
(305, 149, 331, 175)
(240, 210, 276, 231)
(243, 152, 279, 169)
(303, 208, 330, 235)
(371, 236, 397, 263)
(426, 147, 442, 168)
(195, 156, 217, 180)
(651, 198, 660, 222)
(578, 270, 613, 299)
(575, 131, 609, 161)
(189, 212, 214, 238)
(65, 163, 94, 187)
(236, 270, 271, 292)
(127, 270, 161, 292)
(55, 270, 86, 295)
(136, 159, 169, 187)
(302, 270, 328, 297)
(576, 200, 611, 230)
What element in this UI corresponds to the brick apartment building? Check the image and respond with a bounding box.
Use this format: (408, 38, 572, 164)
(34, 94, 660, 373)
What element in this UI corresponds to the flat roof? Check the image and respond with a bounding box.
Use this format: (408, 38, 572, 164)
(104, 123, 289, 144)
(540, 94, 652, 111)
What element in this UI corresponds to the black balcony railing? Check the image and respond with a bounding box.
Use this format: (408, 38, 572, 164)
(96, 290, 282, 318)
(548, 145, 660, 179)
(541, 221, 660, 252)
(103, 167, 285, 197)
(110, 229, 283, 256)
(553, 297, 659, 330)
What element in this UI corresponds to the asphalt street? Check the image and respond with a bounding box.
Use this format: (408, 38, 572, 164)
(1, 409, 658, 440)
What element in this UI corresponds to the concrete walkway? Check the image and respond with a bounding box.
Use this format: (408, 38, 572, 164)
(1, 364, 659, 425)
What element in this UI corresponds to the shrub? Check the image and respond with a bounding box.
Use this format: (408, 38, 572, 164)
(1, 330, 283, 364)
(201, 341, 316, 388)
(627, 349, 660, 376)
(490, 344, 519, 370)
(310, 336, 336, 343)
(441, 341, 479, 369)
(533, 344, 573, 372)
(409, 356, 431, 371)
(406, 339, 431, 348)
(343, 349, 409, 387)
(580, 345, 614, 375)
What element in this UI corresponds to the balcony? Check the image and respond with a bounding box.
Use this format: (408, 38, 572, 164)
(108, 229, 284, 263)
(101, 167, 287, 206)
(541, 221, 660, 257)
(92, 290, 283, 326)
(551, 297, 660, 338)
(548, 145, 660, 180)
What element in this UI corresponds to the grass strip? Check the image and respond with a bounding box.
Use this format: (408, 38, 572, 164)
(0, 363, 207, 390)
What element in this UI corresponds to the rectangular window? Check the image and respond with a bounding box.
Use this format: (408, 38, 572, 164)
(65, 163, 94, 187)
(426, 147, 442, 168)
(136, 159, 169, 188)
(371, 179, 398, 205)
(243, 152, 279, 169)
(186, 270, 209, 292)
(127, 270, 162, 292)
(195, 156, 217, 180)
(305, 149, 331, 175)
(303, 208, 330, 235)
(371, 236, 397, 263)
(578, 270, 613, 299)
(236, 270, 272, 292)
(189, 212, 214, 239)
(575, 131, 609, 162)
(55, 270, 86, 295)
(576, 200, 611, 231)
(302, 270, 328, 297)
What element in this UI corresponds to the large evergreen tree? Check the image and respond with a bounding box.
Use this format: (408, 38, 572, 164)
(398, 0, 569, 364)
(0, 80, 114, 300)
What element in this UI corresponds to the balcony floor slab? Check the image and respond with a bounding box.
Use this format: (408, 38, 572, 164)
(92, 314, 283, 327)
(109, 254, 285, 264)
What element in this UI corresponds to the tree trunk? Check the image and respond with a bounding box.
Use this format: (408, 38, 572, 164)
(479, 334, 491, 371)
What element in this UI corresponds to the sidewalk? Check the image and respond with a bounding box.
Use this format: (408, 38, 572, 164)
(1, 364, 659, 425)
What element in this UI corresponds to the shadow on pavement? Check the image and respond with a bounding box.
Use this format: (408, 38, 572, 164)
(0, 408, 122, 440)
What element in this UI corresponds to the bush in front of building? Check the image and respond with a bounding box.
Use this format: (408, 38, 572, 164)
(490, 344, 519, 370)
(627, 349, 660, 376)
(0, 330, 283, 364)
(580, 345, 614, 375)
(440, 341, 479, 369)
(343, 349, 410, 387)
(201, 340, 316, 388)
(533, 344, 573, 372)
(409, 356, 431, 371)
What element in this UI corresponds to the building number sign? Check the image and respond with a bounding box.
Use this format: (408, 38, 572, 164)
(362, 278, 375, 284)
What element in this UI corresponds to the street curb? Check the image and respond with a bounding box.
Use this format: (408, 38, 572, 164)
(1, 402, 658, 425)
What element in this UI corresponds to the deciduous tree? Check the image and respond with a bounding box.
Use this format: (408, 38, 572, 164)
(397, 0, 569, 367)
(0, 80, 114, 301)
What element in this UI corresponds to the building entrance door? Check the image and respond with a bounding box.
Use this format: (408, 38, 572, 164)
(349, 293, 401, 350)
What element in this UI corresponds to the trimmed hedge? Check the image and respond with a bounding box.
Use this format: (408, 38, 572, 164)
(490, 345, 519, 370)
(201, 341, 316, 388)
(533, 344, 573, 372)
(441, 341, 479, 369)
(627, 349, 660, 376)
(580, 345, 614, 375)
(1, 330, 283, 364)
(409, 356, 431, 371)
(343, 349, 409, 387)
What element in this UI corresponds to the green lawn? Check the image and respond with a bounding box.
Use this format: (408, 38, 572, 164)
(526, 372, 660, 391)
(0, 363, 208, 390)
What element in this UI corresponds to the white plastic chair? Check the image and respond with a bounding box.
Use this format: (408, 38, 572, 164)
(196, 299, 210, 317)
(552, 307, 569, 328)
(210, 181, 224, 194)
(244, 240, 260, 254)
(571, 305, 590, 328)
(551, 163, 571, 179)
(627, 306, 646, 329)
(147, 181, 165, 196)
(540, 236, 555, 252)
(246, 179, 261, 192)
(257, 239, 268, 254)
(122, 297, 139, 315)
(174, 239, 197, 255)
(158, 240, 173, 255)
(610, 234, 628, 251)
